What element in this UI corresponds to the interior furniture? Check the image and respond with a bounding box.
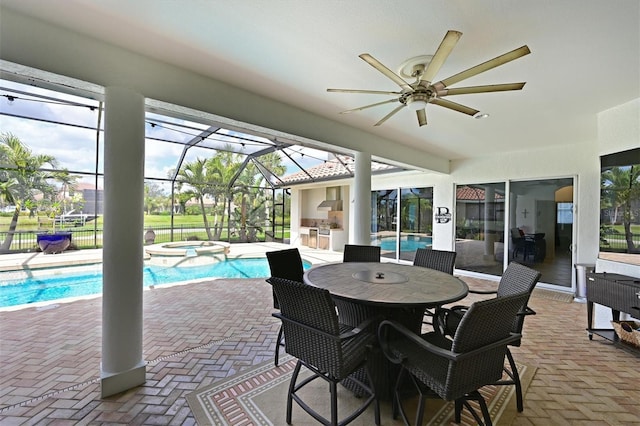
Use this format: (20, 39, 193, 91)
(586, 272, 640, 347)
(433, 261, 541, 412)
(304, 261, 468, 399)
(268, 277, 380, 426)
(413, 248, 457, 325)
(379, 292, 530, 426)
(510, 228, 542, 262)
(342, 244, 381, 263)
(266, 248, 305, 367)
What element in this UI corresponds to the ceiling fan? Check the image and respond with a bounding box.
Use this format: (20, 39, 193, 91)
(327, 30, 530, 127)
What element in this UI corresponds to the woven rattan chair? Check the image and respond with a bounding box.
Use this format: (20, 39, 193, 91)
(413, 248, 456, 274)
(266, 248, 305, 367)
(413, 248, 457, 325)
(379, 292, 530, 426)
(342, 244, 381, 263)
(433, 261, 541, 412)
(268, 277, 380, 426)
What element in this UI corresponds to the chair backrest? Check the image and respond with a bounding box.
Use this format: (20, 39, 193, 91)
(497, 261, 541, 336)
(443, 292, 530, 400)
(266, 248, 304, 282)
(400, 292, 530, 402)
(413, 248, 456, 274)
(268, 277, 345, 377)
(510, 228, 526, 244)
(452, 292, 530, 353)
(343, 244, 381, 262)
(497, 261, 541, 298)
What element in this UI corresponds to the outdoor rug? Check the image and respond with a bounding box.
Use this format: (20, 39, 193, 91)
(186, 356, 536, 425)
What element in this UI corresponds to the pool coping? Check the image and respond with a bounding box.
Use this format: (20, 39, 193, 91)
(0, 243, 343, 273)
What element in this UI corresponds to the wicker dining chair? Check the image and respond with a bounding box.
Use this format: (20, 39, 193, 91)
(379, 292, 530, 426)
(342, 244, 381, 262)
(266, 248, 305, 367)
(413, 248, 457, 325)
(433, 261, 541, 412)
(413, 248, 456, 274)
(268, 277, 380, 426)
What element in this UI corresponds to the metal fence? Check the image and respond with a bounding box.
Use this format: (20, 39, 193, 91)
(600, 232, 639, 252)
(0, 223, 285, 253)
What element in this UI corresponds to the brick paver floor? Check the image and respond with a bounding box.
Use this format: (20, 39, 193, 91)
(1, 274, 639, 424)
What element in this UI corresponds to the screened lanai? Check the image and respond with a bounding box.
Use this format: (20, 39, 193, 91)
(0, 71, 405, 252)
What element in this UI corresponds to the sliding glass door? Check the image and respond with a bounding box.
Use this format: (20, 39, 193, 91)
(371, 187, 433, 262)
(509, 178, 574, 288)
(454, 183, 506, 275)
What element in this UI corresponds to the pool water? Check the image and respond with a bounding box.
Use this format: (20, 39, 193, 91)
(0, 257, 311, 308)
(375, 236, 432, 252)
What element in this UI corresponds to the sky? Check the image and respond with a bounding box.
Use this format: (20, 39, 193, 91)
(0, 79, 331, 194)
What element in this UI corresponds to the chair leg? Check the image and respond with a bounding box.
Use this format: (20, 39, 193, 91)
(462, 391, 492, 426)
(415, 395, 427, 426)
(274, 325, 284, 367)
(330, 380, 338, 426)
(393, 367, 413, 425)
(506, 349, 524, 412)
(363, 363, 381, 426)
(476, 394, 492, 426)
(286, 361, 302, 424)
(454, 399, 463, 423)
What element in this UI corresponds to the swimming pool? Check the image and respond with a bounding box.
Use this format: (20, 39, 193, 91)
(0, 257, 311, 308)
(375, 236, 432, 252)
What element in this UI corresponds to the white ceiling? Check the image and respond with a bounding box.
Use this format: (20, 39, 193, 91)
(2, 0, 639, 161)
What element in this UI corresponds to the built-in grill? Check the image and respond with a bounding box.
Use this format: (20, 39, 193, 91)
(318, 225, 331, 235)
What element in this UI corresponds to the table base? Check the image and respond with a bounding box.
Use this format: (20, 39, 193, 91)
(335, 299, 424, 400)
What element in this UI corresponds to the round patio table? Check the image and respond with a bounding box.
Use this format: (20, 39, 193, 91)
(304, 261, 469, 399)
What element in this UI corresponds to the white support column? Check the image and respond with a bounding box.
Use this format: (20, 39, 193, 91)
(353, 151, 372, 245)
(101, 86, 146, 397)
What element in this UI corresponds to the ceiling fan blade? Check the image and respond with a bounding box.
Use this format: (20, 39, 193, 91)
(374, 104, 405, 126)
(359, 54, 413, 91)
(421, 30, 462, 84)
(417, 109, 427, 127)
(327, 88, 402, 95)
(431, 98, 479, 116)
(437, 82, 526, 96)
(435, 45, 531, 89)
(340, 98, 400, 114)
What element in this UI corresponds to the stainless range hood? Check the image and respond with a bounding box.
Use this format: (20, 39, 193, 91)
(317, 200, 343, 211)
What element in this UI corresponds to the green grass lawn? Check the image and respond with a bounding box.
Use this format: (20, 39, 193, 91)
(0, 213, 290, 251)
(0, 213, 223, 231)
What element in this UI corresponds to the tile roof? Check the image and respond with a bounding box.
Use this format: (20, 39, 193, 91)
(456, 186, 505, 201)
(279, 155, 398, 185)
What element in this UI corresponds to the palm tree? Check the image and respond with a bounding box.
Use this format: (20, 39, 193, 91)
(178, 158, 215, 240)
(0, 132, 61, 251)
(51, 169, 79, 215)
(206, 150, 241, 240)
(601, 165, 640, 252)
(232, 152, 286, 242)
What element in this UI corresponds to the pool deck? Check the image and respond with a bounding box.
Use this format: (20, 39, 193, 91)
(0, 248, 104, 272)
(1, 242, 638, 424)
(0, 242, 348, 273)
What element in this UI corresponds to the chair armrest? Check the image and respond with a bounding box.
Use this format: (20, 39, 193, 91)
(379, 320, 521, 363)
(378, 320, 454, 363)
(514, 306, 536, 318)
(272, 312, 372, 342)
(468, 288, 498, 295)
(338, 315, 379, 339)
